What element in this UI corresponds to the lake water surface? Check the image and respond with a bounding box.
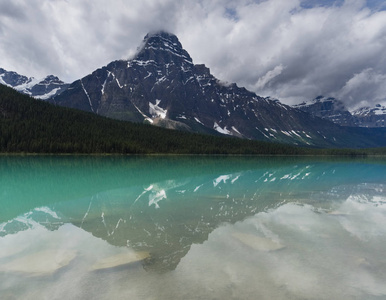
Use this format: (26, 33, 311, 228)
(0, 156, 386, 299)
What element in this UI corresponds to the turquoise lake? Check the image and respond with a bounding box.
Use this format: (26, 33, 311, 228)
(0, 155, 386, 299)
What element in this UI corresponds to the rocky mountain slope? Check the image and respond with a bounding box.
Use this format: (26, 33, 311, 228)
(51, 31, 386, 148)
(1, 83, 314, 155)
(0, 68, 69, 99)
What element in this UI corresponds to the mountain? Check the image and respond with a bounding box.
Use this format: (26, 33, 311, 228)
(293, 96, 356, 126)
(52, 31, 384, 148)
(3, 33, 386, 148)
(294, 96, 386, 128)
(351, 104, 386, 127)
(0, 83, 314, 155)
(0, 68, 69, 99)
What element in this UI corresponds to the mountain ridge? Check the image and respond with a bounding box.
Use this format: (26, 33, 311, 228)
(294, 96, 386, 128)
(52, 31, 375, 148)
(0, 68, 69, 99)
(3, 31, 386, 149)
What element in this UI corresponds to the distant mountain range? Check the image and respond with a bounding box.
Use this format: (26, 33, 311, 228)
(2, 31, 386, 149)
(293, 96, 386, 128)
(0, 68, 69, 99)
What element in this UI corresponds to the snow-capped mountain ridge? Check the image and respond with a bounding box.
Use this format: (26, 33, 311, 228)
(296, 95, 339, 107)
(293, 96, 355, 126)
(351, 104, 386, 116)
(0, 68, 69, 99)
(350, 104, 386, 127)
(0, 68, 29, 86)
(294, 96, 386, 128)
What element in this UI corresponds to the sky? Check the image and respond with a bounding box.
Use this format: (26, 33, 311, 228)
(1, 0, 386, 109)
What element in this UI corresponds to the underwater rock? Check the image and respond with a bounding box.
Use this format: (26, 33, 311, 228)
(232, 232, 284, 251)
(327, 210, 348, 216)
(1, 249, 76, 276)
(91, 251, 150, 270)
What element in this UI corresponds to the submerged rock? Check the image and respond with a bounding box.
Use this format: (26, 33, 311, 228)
(91, 251, 150, 270)
(1, 249, 76, 276)
(232, 232, 284, 251)
(327, 210, 348, 216)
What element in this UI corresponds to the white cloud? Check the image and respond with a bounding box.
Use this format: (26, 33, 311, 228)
(177, 0, 386, 106)
(255, 64, 285, 90)
(0, 0, 178, 81)
(0, 0, 386, 108)
(336, 68, 386, 109)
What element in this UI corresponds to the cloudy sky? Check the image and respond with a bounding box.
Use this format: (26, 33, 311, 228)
(1, 0, 386, 109)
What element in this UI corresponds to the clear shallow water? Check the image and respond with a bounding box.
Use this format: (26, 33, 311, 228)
(0, 156, 386, 299)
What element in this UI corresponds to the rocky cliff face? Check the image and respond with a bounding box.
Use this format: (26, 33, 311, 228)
(53, 31, 368, 147)
(0, 68, 69, 99)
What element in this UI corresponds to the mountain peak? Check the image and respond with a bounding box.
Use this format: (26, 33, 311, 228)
(0, 67, 30, 87)
(352, 104, 386, 116)
(144, 30, 178, 41)
(135, 31, 193, 64)
(295, 96, 346, 110)
(0, 67, 69, 99)
(40, 75, 65, 85)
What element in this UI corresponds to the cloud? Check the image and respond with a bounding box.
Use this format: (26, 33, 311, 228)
(177, 0, 386, 107)
(0, 0, 179, 81)
(0, 0, 386, 108)
(336, 68, 386, 109)
(255, 64, 285, 90)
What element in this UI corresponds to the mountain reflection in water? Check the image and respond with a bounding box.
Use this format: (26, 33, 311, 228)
(0, 156, 386, 299)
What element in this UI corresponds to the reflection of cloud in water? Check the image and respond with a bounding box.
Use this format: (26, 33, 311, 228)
(335, 195, 386, 241)
(0, 189, 385, 299)
(175, 196, 386, 299)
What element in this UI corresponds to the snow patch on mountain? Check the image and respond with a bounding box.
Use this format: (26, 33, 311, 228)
(214, 122, 231, 135)
(80, 79, 94, 112)
(149, 100, 167, 119)
(35, 88, 61, 100)
(231, 126, 241, 134)
(194, 117, 204, 125)
(133, 103, 153, 123)
(351, 104, 386, 116)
